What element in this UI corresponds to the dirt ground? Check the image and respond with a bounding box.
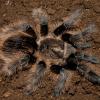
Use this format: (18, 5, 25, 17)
(0, 0, 100, 100)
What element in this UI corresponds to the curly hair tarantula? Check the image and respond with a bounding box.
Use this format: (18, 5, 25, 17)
(0, 8, 100, 96)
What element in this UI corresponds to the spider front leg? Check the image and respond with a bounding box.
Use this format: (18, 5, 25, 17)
(70, 24, 96, 41)
(24, 61, 46, 95)
(2, 34, 38, 54)
(73, 43, 91, 49)
(53, 9, 82, 36)
(61, 33, 90, 49)
(62, 24, 96, 49)
(77, 64, 100, 85)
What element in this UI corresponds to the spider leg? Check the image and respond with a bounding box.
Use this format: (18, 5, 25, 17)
(70, 24, 96, 41)
(61, 33, 72, 44)
(53, 24, 67, 36)
(61, 33, 91, 49)
(64, 53, 77, 70)
(51, 49, 64, 58)
(73, 43, 91, 49)
(77, 64, 100, 85)
(53, 9, 82, 36)
(40, 16, 48, 36)
(75, 53, 100, 64)
(62, 24, 96, 49)
(53, 68, 67, 96)
(2, 35, 38, 54)
(24, 61, 46, 95)
(5, 53, 36, 76)
(50, 65, 62, 74)
(19, 23, 37, 40)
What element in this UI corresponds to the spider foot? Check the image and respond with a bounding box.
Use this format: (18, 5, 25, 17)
(23, 61, 46, 95)
(77, 64, 100, 85)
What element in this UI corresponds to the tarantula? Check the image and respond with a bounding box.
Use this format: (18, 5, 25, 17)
(0, 8, 100, 96)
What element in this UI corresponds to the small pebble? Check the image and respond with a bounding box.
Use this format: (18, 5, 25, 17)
(68, 89, 75, 96)
(93, 6, 100, 13)
(83, 0, 93, 9)
(47, 8, 55, 15)
(3, 91, 12, 98)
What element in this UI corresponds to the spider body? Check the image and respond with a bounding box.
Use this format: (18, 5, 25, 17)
(0, 8, 100, 96)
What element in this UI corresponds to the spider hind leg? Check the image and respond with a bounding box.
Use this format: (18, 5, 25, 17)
(24, 61, 46, 95)
(4, 53, 36, 77)
(77, 64, 100, 85)
(53, 68, 67, 96)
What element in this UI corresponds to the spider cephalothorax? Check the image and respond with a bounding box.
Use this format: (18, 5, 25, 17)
(0, 8, 100, 96)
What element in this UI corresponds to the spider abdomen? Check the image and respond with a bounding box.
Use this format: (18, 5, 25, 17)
(2, 35, 37, 54)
